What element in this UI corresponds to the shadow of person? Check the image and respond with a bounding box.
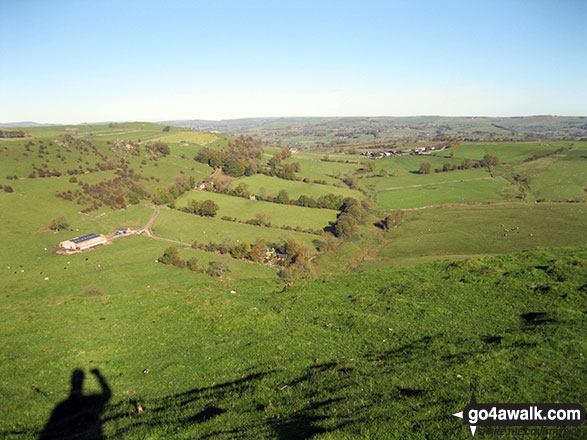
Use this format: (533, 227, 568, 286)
(39, 368, 111, 440)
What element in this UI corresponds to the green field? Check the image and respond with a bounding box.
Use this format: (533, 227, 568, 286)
(283, 153, 361, 184)
(149, 131, 219, 145)
(175, 190, 338, 230)
(1, 246, 585, 438)
(450, 141, 586, 163)
(1, 123, 586, 439)
(153, 208, 323, 250)
(375, 177, 514, 209)
(365, 203, 587, 267)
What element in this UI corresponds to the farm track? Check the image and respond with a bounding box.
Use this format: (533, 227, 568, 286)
(144, 205, 191, 247)
(379, 176, 494, 191)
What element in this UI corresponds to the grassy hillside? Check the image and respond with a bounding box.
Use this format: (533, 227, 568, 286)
(0, 122, 585, 439)
(153, 208, 322, 250)
(0, 247, 585, 439)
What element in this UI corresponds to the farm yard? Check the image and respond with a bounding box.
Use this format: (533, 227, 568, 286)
(0, 121, 586, 439)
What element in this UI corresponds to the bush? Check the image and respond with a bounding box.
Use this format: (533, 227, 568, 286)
(207, 260, 229, 277)
(382, 212, 405, 231)
(3, 185, 14, 193)
(159, 247, 184, 267)
(186, 257, 200, 272)
(49, 215, 69, 231)
(418, 162, 431, 174)
(334, 214, 356, 238)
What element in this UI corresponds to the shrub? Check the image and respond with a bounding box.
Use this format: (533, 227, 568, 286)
(49, 215, 69, 231)
(3, 185, 14, 193)
(334, 214, 356, 238)
(382, 212, 405, 231)
(418, 162, 431, 174)
(186, 257, 200, 272)
(159, 247, 184, 266)
(207, 260, 229, 277)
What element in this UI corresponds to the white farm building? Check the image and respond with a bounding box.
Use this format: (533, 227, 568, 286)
(59, 233, 107, 252)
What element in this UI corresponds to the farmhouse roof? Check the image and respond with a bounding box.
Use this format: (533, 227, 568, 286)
(70, 233, 100, 244)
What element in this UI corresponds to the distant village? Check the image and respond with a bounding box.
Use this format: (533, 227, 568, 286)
(361, 144, 450, 158)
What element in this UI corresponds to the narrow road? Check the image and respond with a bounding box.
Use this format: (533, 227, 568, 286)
(143, 205, 192, 247)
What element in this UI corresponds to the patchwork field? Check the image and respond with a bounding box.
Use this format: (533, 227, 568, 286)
(449, 141, 585, 163)
(150, 131, 219, 145)
(230, 174, 365, 200)
(175, 190, 338, 230)
(1, 122, 586, 439)
(152, 208, 323, 250)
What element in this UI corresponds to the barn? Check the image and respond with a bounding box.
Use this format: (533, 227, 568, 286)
(59, 233, 108, 251)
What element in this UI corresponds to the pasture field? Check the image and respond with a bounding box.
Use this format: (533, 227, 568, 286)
(175, 190, 338, 230)
(9, 122, 185, 141)
(230, 174, 365, 200)
(375, 177, 514, 209)
(369, 203, 587, 267)
(505, 146, 587, 202)
(152, 208, 322, 250)
(149, 131, 219, 145)
(448, 140, 587, 163)
(282, 153, 361, 184)
(0, 246, 585, 438)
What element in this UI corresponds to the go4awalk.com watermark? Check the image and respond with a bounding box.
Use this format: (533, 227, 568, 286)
(452, 384, 585, 438)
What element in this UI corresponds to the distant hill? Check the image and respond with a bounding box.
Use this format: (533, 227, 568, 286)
(0, 121, 56, 127)
(162, 116, 587, 146)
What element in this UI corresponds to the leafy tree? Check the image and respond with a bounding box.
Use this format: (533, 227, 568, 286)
(231, 241, 251, 259)
(223, 158, 246, 177)
(155, 142, 170, 156)
(419, 162, 431, 174)
(334, 214, 356, 238)
(162, 125, 171, 132)
(159, 247, 183, 266)
(283, 239, 310, 266)
(276, 189, 289, 204)
(49, 215, 69, 231)
(249, 238, 266, 263)
(231, 182, 250, 198)
(461, 158, 474, 169)
(186, 257, 200, 272)
(481, 154, 500, 167)
(199, 200, 219, 217)
(254, 212, 272, 226)
(382, 212, 404, 231)
(207, 260, 229, 277)
(343, 173, 360, 190)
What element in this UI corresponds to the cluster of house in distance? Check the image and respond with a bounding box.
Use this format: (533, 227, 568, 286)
(362, 144, 450, 158)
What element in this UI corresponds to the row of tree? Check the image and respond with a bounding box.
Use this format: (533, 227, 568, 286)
(158, 247, 228, 277)
(418, 154, 501, 174)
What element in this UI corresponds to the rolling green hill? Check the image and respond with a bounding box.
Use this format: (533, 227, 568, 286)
(0, 122, 585, 439)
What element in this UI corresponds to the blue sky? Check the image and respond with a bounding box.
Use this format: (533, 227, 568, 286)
(1, 0, 586, 123)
